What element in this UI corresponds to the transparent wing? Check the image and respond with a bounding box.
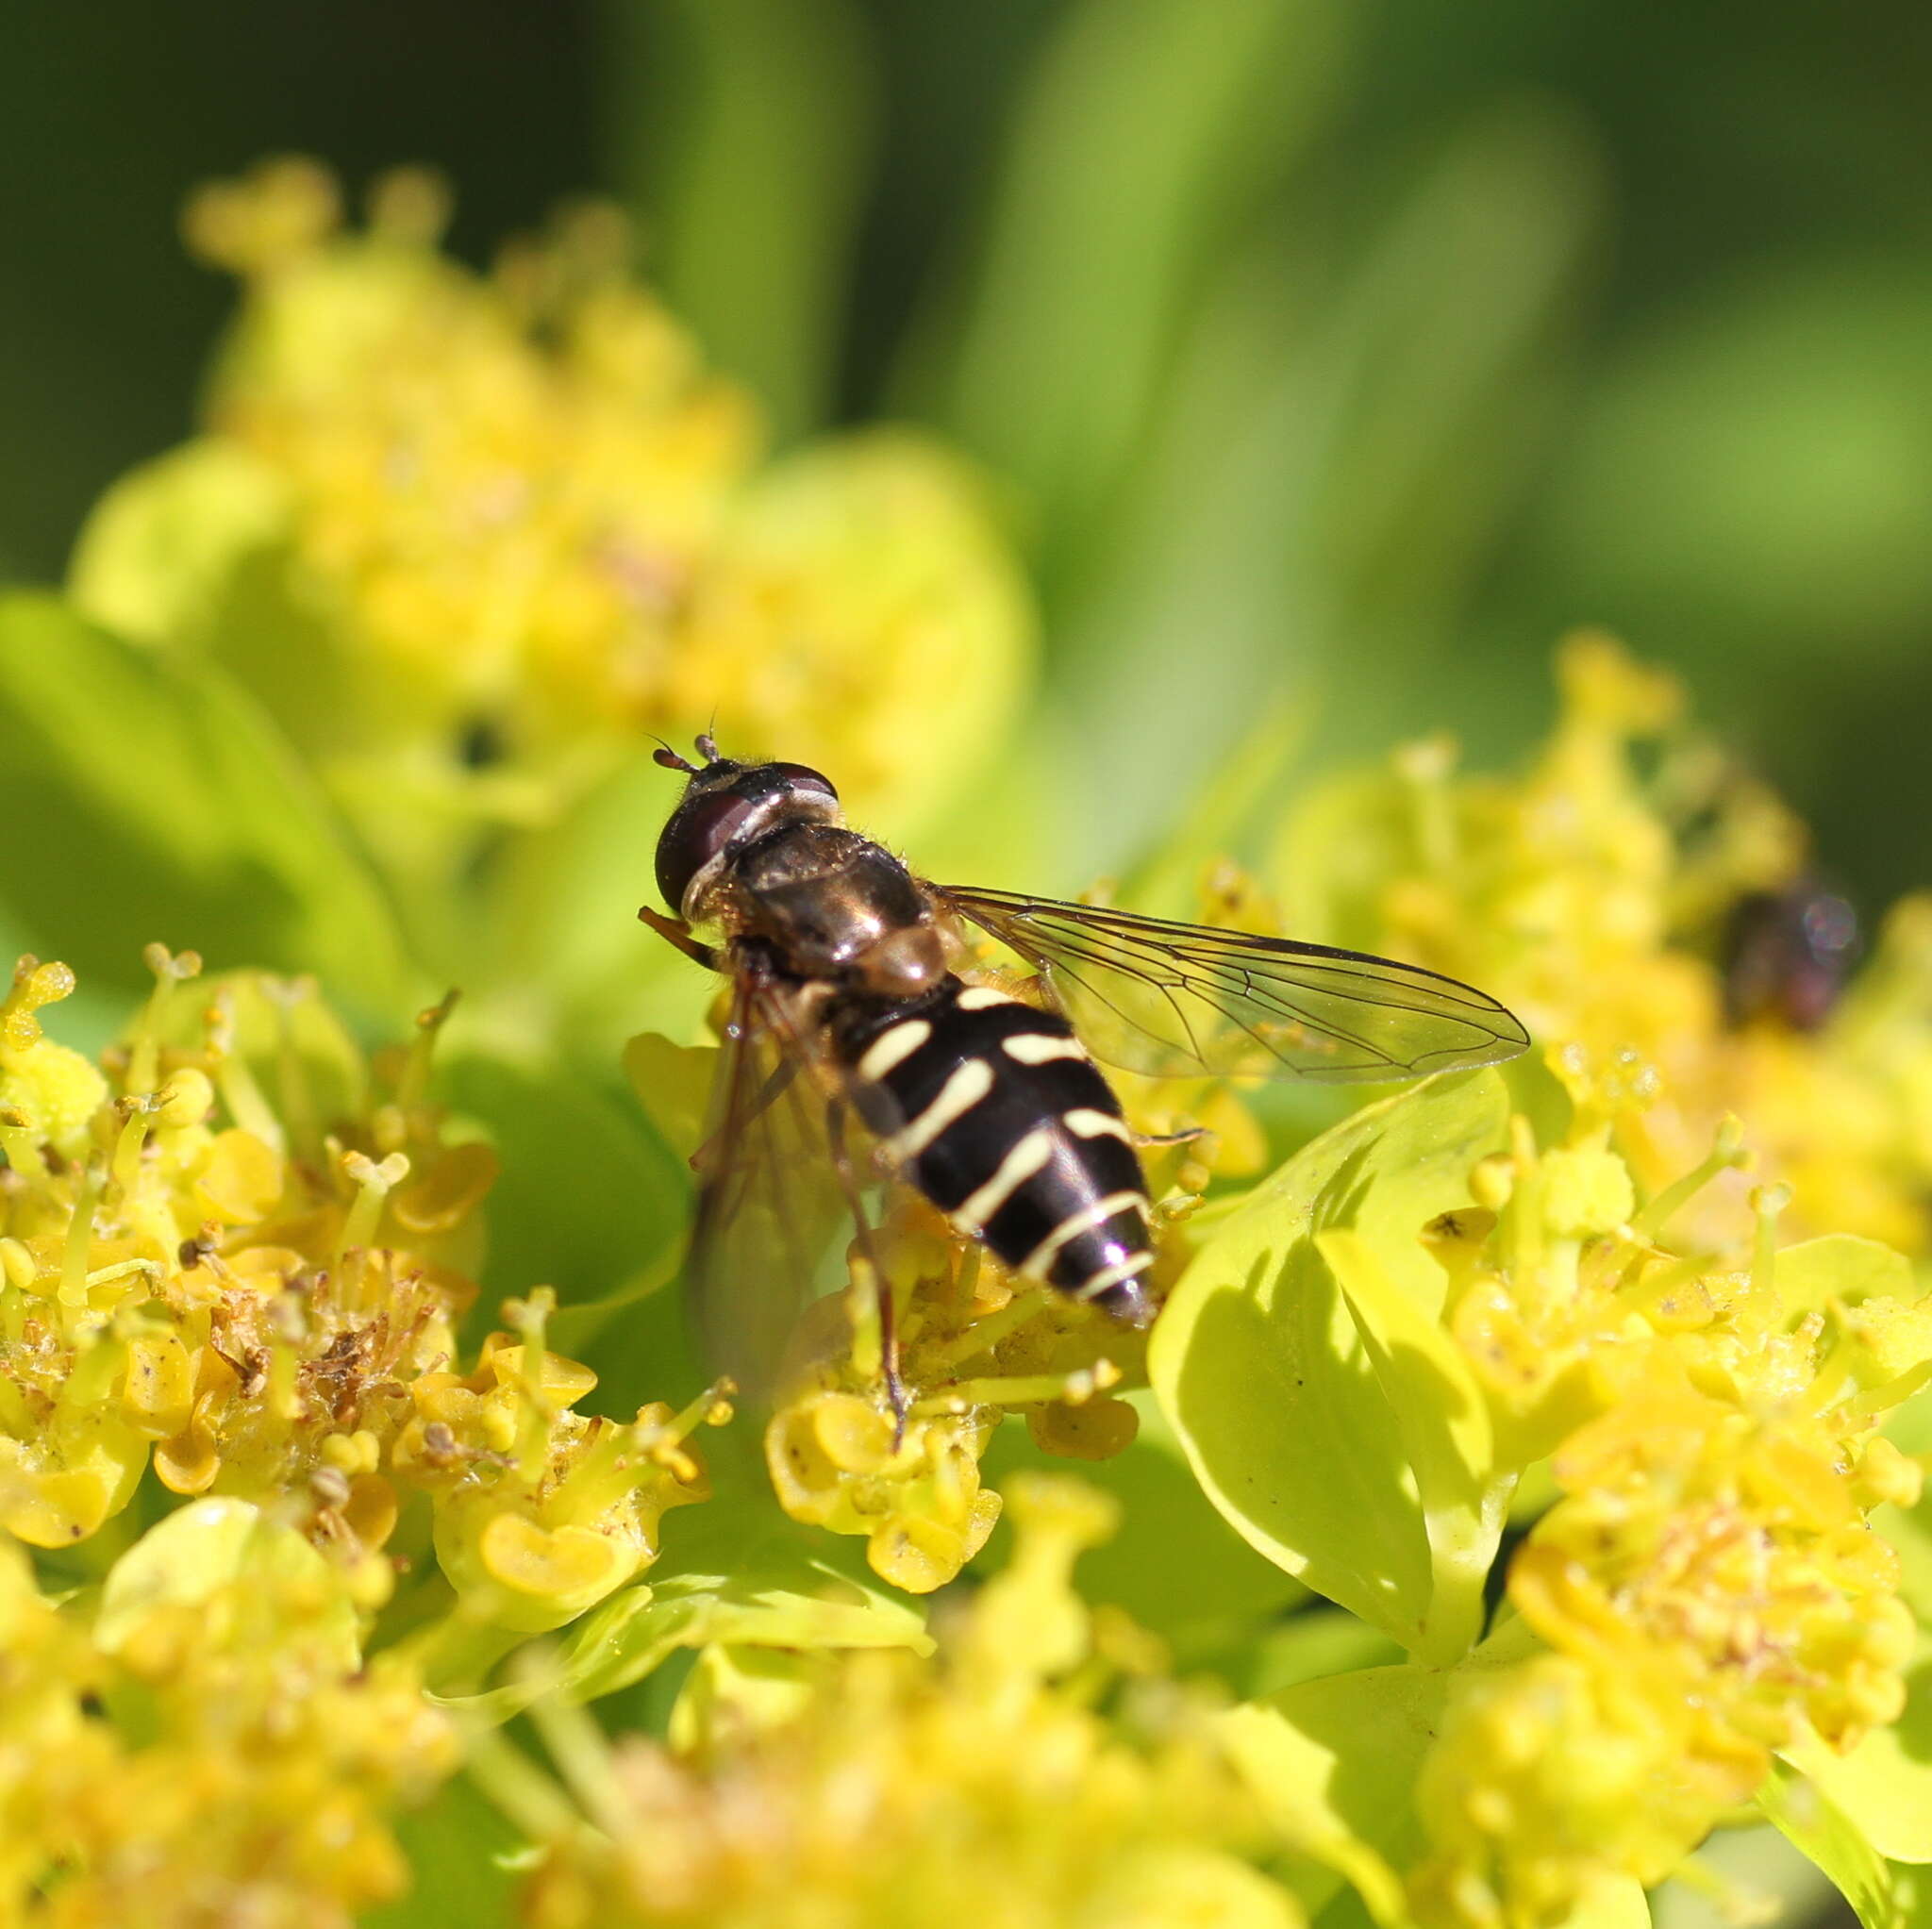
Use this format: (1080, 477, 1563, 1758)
(937, 885, 1530, 1084)
(685, 972, 851, 1403)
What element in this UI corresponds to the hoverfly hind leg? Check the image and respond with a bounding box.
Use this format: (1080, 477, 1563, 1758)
(1133, 1122, 1208, 1150)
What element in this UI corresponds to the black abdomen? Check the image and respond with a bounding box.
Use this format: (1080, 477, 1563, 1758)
(834, 978, 1155, 1323)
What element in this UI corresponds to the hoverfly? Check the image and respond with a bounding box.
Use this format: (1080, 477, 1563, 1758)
(642, 737, 1530, 1417)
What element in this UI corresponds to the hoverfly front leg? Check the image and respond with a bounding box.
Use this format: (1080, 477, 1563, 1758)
(638, 904, 723, 972)
(824, 1097, 909, 1439)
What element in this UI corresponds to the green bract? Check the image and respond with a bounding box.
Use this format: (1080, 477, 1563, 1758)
(1151, 1068, 1513, 1663)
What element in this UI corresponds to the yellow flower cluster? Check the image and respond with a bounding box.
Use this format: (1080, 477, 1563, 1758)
(764, 1198, 1149, 1593)
(1277, 632, 1932, 1254)
(1410, 1653, 1737, 1929)
(0, 947, 712, 1634)
(0, 1500, 455, 1927)
(495, 1474, 1302, 1929)
(1411, 1113, 1932, 1928)
(74, 158, 1033, 890)
(421, 1303, 722, 1635)
(187, 162, 756, 789)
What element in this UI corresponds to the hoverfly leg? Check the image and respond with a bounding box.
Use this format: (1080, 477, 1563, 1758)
(638, 904, 722, 972)
(689, 1055, 799, 1178)
(824, 1098, 909, 1438)
(1133, 1123, 1208, 1149)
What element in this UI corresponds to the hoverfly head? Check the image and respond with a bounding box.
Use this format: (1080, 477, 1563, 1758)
(652, 739, 841, 916)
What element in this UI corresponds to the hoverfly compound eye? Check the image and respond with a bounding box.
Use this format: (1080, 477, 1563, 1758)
(769, 762, 838, 803)
(655, 789, 758, 912)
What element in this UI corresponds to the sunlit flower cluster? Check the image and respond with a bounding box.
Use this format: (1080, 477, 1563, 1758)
(13, 136, 1932, 1929)
(1276, 632, 1932, 1253)
(71, 157, 1034, 911)
(762, 1197, 1148, 1592)
(419, 1305, 722, 1634)
(1409, 1108, 1932, 1929)
(0, 948, 712, 1636)
(491, 1473, 1303, 1929)
(0, 1500, 455, 1927)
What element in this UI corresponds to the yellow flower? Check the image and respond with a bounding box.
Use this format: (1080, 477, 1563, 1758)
(0, 945, 718, 1641)
(0, 956, 108, 1161)
(1410, 1653, 1740, 1929)
(0, 953, 491, 1579)
(1513, 1375, 1917, 1752)
(415, 1298, 724, 1632)
(1275, 632, 1932, 1256)
(0, 1503, 456, 1928)
(1430, 1116, 1651, 1467)
(72, 158, 1035, 911)
(759, 1197, 1146, 1593)
(1409, 1109, 1932, 1929)
(486, 1474, 1303, 1929)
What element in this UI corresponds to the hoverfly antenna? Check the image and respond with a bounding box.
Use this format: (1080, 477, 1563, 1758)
(651, 739, 698, 774)
(694, 732, 721, 765)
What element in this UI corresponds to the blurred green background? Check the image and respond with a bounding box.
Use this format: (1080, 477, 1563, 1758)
(4, 0, 1928, 907)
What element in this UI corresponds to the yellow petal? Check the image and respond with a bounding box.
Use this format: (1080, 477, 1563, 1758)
(194, 1128, 284, 1222)
(391, 1140, 499, 1233)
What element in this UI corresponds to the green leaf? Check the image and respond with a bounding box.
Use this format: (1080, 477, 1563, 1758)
(1216, 1660, 1446, 1925)
(1535, 261, 1932, 670)
(1287, 103, 1604, 646)
(0, 592, 407, 1010)
(439, 1051, 690, 1322)
(1777, 1236, 1917, 1316)
(68, 439, 291, 651)
(363, 1773, 524, 1929)
(1781, 1658, 1932, 1863)
(564, 1557, 931, 1704)
(1759, 1760, 1902, 1929)
(1240, 1607, 1404, 1703)
(1316, 1224, 1509, 1661)
(1150, 1069, 1511, 1660)
(441, 1555, 929, 1723)
(603, 0, 874, 439)
(915, 0, 1342, 558)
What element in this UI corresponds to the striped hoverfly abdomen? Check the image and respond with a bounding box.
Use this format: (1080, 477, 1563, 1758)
(832, 978, 1154, 1323)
